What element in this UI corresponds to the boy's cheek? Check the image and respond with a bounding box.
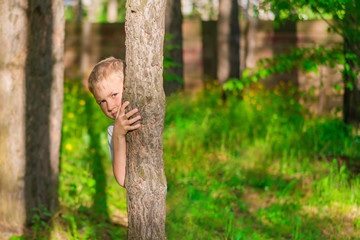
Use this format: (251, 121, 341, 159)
(100, 106, 109, 117)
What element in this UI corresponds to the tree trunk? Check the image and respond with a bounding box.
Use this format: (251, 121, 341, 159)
(342, 4, 360, 126)
(0, 0, 64, 232)
(245, 0, 257, 69)
(343, 37, 360, 126)
(229, 0, 240, 79)
(77, 0, 83, 23)
(107, 0, 118, 23)
(124, 0, 167, 239)
(217, 0, 231, 85)
(202, 20, 218, 83)
(217, 0, 240, 86)
(164, 0, 184, 95)
(271, 20, 298, 88)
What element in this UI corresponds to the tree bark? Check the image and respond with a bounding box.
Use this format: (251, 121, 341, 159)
(217, 0, 240, 86)
(202, 20, 218, 83)
(245, 0, 257, 69)
(229, 0, 240, 79)
(0, 0, 28, 232)
(342, 3, 360, 126)
(124, 0, 167, 239)
(76, 0, 83, 23)
(343, 38, 360, 126)
(217, 0, 231, 85)
(0, 0, 64, 232)
(164, 0, 184, 95)
(107, 0, 118, 23)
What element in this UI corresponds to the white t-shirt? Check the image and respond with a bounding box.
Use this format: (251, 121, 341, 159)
(107, 123, 114, 163)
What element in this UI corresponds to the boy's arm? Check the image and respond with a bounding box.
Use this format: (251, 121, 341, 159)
(112, 133, 127, 187)
(112, 101, 141, 187)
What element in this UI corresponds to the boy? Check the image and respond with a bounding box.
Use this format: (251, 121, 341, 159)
(88, 57, 141, 187)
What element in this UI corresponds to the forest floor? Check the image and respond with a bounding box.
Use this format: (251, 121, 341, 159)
(3, 81, 360, 240)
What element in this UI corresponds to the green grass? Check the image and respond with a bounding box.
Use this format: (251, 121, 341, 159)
(13, 79, 360, 239)
(163, 84, 359, 239)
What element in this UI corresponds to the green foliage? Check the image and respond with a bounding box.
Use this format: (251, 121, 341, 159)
(7, 236, 24, 240)
(65, 0, 127, 23)
(163, 34, 184, 83)
(224, 46, 345, 93)
(163, 85, 359, 239)
(263, 0, 360, 86)
(65, 5, 76, 22)
(61, 214, 80, 239)
(256, 0, 360, 125)
(97, 0, 127, 23)
(264, 0, 357, 22)
(24, 205, 53, 239)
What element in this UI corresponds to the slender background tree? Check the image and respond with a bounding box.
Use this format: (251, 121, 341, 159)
(217, 0, 240, 87)
(164, 0, 184, 95)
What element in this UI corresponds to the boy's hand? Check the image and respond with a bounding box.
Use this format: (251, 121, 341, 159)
(114, 101, 141, 136)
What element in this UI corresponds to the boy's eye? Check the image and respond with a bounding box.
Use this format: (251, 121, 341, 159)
(112, 93, 117, 98)
(98, 100, 105, 105)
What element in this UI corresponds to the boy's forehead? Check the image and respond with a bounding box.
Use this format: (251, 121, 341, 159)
(96, 74, 123, 89)
(92, 76, 123, 99)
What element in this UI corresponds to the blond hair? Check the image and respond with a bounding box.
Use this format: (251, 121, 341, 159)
(88, 57, 126, 93)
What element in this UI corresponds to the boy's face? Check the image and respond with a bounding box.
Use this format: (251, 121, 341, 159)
(92, 73, 124, 120)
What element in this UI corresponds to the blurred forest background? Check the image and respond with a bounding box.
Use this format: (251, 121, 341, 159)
(1, 0, 360, 239)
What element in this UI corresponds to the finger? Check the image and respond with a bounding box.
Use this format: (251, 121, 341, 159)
(117, 101, 130, 117)
(116, 94, 124, 119)
(127, 124, 141, 131)
(116, 105, 122, 119)
(125, 108, 139, 118)
(121, 101, 130, 113)
(128, 115, 141, 125)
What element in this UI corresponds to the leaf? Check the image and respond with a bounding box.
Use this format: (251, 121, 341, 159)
(302, 60, 318, 74)
(333, 84, 342, 92)
(275, 64, 284, 74)
(224, 79, 244, 91)
(251, 76, 258, 83)
(242, 69, 250, 78)
(43, 212, 52, 217)
(164, 73, 183, 83)
(258, 69, 269, 79)
(235, 81, 245, 91)
(346, 82, 354, 90)
(308, 87, 316, 96)
(62, 214, 75, 221)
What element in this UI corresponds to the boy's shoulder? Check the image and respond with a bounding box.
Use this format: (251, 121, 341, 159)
(107, 123, 114, 136)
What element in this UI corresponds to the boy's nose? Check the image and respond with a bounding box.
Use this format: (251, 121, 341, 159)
(107, 101, 116, 112)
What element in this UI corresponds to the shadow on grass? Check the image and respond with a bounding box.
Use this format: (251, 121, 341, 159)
(329, 155, 360, 176)
(83, 98, 111, 238)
